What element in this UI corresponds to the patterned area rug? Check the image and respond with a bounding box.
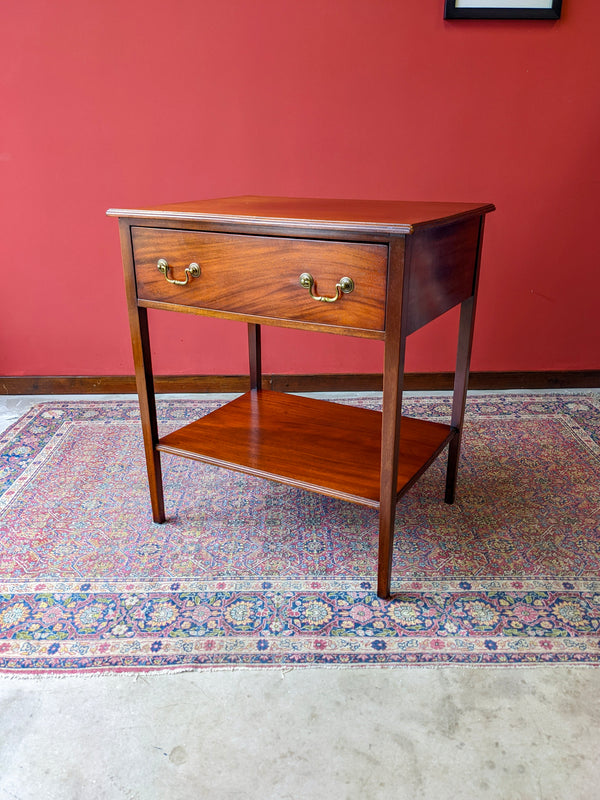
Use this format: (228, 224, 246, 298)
(1, 393, 599, 673)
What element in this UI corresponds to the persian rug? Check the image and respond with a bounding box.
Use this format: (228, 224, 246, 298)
(0, 392, 599, 674)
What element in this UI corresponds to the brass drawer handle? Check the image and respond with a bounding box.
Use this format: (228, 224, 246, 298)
(157, 258, 201, 286)
(299, 272, 354, 303)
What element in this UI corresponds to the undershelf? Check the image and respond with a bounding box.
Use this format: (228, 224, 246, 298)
(157, 390, 454, 508)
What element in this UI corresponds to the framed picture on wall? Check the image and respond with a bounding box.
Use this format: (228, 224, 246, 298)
(444, 0, 562, 19)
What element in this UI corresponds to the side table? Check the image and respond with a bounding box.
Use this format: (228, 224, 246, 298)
(108, 196, 495, 598)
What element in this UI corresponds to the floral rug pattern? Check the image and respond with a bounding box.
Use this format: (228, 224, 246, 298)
(0, 393, 599, 672)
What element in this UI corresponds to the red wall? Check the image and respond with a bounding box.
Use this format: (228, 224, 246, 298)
(2, 1, 599, 377)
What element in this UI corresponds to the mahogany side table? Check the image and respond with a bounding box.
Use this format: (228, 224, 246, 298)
(108, 196, 495, 598)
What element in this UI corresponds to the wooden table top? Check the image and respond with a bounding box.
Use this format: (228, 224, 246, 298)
(107, 195, 495, 235)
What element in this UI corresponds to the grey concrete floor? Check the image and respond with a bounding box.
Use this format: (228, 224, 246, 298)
(2, 667, 599, 800)
(1, 394, 599, 800)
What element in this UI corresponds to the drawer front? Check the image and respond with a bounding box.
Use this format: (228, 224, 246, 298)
(132, 228, 388, 332)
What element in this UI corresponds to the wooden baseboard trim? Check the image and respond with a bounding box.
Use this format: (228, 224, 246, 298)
(1, 371, 599, 395)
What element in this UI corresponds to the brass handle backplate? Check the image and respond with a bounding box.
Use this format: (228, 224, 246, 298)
(157, 258, 201, 286)
(299, 272, 354, 303)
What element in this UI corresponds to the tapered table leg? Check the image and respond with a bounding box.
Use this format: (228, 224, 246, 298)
(445, 296, 477, 504)
(445, 215, 486, 504)
(248, 323, 262, 391)
(130, 306, 165, 523)
(377, 238, 409, 599)
(378, 365, 406, 598)
(377, 496, 398, 600)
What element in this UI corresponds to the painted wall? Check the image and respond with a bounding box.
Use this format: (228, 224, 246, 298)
(2, 0, 598, 377)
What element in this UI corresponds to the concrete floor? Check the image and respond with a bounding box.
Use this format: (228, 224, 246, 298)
(1, 395, 599, 800)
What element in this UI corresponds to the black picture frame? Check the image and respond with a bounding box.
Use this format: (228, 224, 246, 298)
(444, 0, 562, 19)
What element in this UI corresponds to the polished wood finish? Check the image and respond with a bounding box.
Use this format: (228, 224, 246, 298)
(247, 324, 262, 392)
(445, 217, 486, 504)
(109, 196, 495, 598)
(377, 237, 411, 597)
(108, 195, 495, 234)
(404, 217, 480, 335)
(132, 227, 388, 337)
(118, 219, 165, 523)
(158, 390, 453, 507)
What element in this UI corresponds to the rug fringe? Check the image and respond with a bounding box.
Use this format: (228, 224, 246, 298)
(1, 661, 599, 680)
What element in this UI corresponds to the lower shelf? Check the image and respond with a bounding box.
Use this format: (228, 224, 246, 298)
(157, 390, 454, 508)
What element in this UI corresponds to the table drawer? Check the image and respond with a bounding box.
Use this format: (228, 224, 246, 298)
(132, 227, 388, 331)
